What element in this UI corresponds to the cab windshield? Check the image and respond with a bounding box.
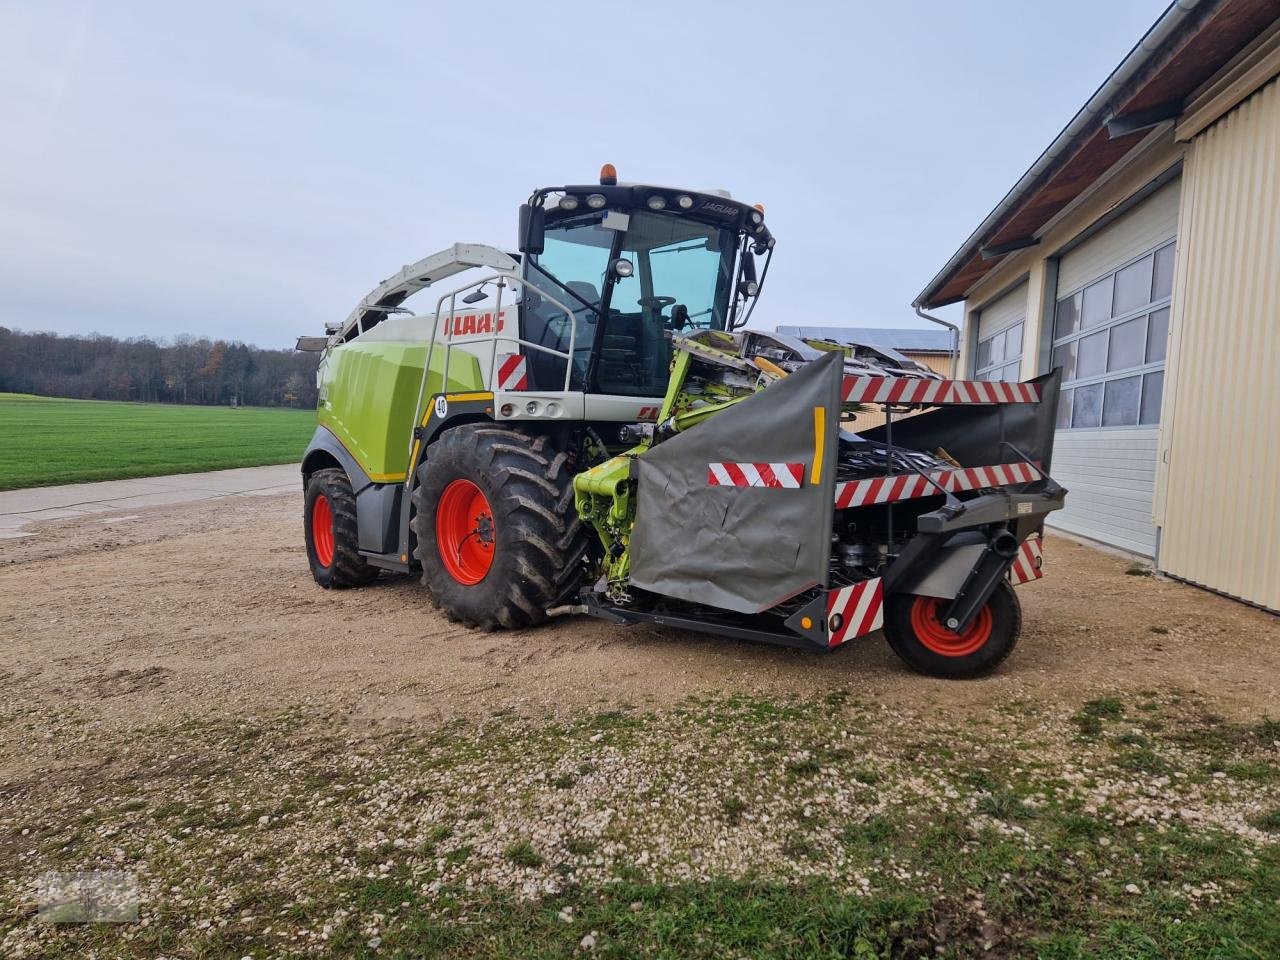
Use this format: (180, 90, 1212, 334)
(522, 210, 736, 396)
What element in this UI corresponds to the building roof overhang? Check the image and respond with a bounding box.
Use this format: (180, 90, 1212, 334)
(917, 0, 1280, 309)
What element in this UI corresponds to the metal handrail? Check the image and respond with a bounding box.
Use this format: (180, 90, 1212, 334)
(408, 270, 582, 459)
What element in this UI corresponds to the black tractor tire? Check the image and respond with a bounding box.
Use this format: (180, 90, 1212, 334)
(411, 425, 589, 630)
(304, 468, 378, 589)
(882, 579, 1021, 679)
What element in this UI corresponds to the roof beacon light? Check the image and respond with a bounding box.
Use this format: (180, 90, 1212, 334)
(646, 195, 667, 211)
(599, 163, 618, 186)
(676, 195, 693, 209)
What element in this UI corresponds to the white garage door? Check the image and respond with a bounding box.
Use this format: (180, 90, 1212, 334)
(1047, 178, 1179, 556)
(973, 281, 1027, 381)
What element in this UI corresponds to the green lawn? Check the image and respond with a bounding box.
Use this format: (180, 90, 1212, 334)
(0, 393, 315, 490)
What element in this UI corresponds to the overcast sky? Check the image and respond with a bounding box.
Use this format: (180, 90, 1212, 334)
(0, 0, 1169, 350)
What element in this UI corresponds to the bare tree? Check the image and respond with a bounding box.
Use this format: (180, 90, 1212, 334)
(0, 327, 319, 408)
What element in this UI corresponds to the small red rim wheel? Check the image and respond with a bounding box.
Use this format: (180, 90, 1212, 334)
(311, 494, 335, 568)
(436, 479, 497, 585)
(909, 596, 993, 657)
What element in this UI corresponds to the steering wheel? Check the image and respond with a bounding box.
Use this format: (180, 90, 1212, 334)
(637, 295, 676, 312)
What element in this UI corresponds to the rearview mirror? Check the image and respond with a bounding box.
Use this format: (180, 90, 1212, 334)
(295, 336, 329, 352)
(518, 203, 545, 255)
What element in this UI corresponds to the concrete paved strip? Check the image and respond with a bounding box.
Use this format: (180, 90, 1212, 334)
(0, 463, 301, 539)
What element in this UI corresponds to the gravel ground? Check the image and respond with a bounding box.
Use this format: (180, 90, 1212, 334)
(1, 491, 1277, 739)
(1, 491, 1277, 958)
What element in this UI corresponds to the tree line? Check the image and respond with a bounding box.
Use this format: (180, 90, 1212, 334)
(0, 327, 320, 408)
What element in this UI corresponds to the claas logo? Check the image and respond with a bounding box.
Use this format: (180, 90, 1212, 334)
(445, 311, 508, 337)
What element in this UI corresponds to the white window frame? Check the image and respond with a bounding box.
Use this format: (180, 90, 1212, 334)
(1052, 240, 1174, 430)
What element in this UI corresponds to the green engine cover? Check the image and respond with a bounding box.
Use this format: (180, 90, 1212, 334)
(317, 339, 486, 482)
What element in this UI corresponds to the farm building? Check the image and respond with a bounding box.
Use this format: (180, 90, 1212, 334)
(916, 0, 1279, 613)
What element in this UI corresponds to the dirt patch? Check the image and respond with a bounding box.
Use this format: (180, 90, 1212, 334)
(89, 665, 172, 698)
(1, 491, 1277, 765)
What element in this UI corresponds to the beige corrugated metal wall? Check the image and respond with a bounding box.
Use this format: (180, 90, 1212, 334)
(1156, 77, 1280, 612)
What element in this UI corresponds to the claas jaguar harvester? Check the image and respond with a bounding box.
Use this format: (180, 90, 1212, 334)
(298, 165, 1067, 678)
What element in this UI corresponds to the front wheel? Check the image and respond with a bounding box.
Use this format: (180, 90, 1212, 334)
(410, 426, 588, 630)
(883, 579, 1021, 679)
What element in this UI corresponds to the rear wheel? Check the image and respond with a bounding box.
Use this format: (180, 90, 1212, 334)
(411, 426, 588, 630)
(883, 579, 1021, 678)
(304, 468, 377, 589)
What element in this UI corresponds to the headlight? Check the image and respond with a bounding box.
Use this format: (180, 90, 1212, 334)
(545, 401, 560, 417)
(647, 195, 667, 210)
(558, 195, 580, 211)
(676, 195, 693, 209)
(586, 194, 607, 209)
(525, 400, 540, 415)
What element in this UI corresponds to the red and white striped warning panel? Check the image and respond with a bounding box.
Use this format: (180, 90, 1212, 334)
(834, 461, 1042, 509)
(841, 376, 1042, 405)
(826, 578, 884, 647)
(1009, 537, 1044, 584)
(707, 462, 805, 488)
(496, 353, 528, 391)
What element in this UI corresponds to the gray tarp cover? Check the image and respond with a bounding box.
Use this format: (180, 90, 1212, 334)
(629, 350, 841, 614)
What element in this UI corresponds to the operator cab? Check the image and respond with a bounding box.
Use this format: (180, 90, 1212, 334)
(518, 164, 773, 397)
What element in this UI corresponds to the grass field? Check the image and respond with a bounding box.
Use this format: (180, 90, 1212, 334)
(0, 393, 315, 491)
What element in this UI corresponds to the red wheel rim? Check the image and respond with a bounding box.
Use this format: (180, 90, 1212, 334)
(436, 479, 496, 585)
(312, 494, 335, 568)
(909, 596, 993, 657)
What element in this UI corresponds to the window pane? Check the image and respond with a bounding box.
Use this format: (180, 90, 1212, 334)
(1114, 254, 1154, 315)
(1108, 316, 1146, 371)
(1057, 388, 1073, 429)
(988, 329, 1005, 363)
(1146, 307, 1169, 362)
(1141, 371, 1164, 424)
(1006, 322, 1023, 358)
(976, 336, 991, 370)
(1072, 382, 1103, 428)
(1053, 341, 1077, 380)
(1056, 292, 1081, 337)
(1102, 375, 1141, 426)
(1081, 275, 1114, 327)
(1077, 330, 1108, 378)
(1002, 361, 1020, 380)
(1152, 243, 1175, 301)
